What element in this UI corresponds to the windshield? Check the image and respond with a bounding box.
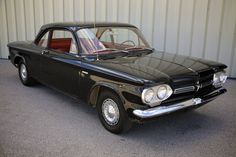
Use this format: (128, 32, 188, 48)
(76, 27, 150, 55)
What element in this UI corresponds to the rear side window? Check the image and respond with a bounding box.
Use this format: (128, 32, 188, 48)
(37, 31, 49, 47)
(48, 30, 77, 54)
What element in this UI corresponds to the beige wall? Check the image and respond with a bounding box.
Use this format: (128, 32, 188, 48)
(0, 0, 236, 77)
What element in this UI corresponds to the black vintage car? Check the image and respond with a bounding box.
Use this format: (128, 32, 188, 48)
(8, 22, 227, 134)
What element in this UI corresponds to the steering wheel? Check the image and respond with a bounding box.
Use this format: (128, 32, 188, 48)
(120, 40, 136, 46)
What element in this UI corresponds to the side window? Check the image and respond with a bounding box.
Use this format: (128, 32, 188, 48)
(37, 31, 49, 47)
(77, 29, 105, 54)
(48, 30, 77, 54)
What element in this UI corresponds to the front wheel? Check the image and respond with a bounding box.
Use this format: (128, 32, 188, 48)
(18, 61, 36, 86)
(97, 90, 132, 134)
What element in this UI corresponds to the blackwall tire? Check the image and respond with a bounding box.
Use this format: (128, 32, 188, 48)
(97, 90, 132, 134)
(18, 61, 36, 86)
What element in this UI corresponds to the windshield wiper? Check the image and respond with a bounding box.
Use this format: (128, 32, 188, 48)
(125, 46, 153, 51)
(125, 46, 141, 50)
(87, 49, 128, 60)
(92, 48, 118, 54)
(121, 47, 154, 58)
(92, 48, 129, 55)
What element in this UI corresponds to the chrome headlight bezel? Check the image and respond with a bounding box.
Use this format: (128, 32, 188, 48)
(142, 88, 154, 104)
(213, 71, 227, 87)
(141, 84, 173, 107)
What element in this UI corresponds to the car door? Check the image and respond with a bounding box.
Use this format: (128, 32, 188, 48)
(39, 29, 81, 97)
(28, 30, 50, 80)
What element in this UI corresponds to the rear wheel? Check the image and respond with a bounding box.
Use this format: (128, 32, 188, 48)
(97, 90, 132, 134)
(18, 61, 36, 86)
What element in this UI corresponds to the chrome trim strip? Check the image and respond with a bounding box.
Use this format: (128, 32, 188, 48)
(133, 98, 202, 118)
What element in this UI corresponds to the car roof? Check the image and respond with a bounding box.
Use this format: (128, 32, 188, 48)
(41, 22, 137, 30)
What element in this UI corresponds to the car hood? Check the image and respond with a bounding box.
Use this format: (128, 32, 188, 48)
(89, 50, 227, 85)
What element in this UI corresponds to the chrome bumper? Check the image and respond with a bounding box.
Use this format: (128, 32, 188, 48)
(133, 98, 203, 118)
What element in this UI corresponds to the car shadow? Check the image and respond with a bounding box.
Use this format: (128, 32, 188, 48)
(119, 110, 223, 147)
(32, 82, 98, 116)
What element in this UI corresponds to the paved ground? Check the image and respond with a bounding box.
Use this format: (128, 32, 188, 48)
(0, 59, 236, 157)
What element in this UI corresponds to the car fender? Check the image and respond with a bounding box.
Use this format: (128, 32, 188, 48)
(13, 54, 26, 67)
(88, 81, 125, 107)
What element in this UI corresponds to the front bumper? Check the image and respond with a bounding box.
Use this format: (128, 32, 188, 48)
(133, 88, 226, 118)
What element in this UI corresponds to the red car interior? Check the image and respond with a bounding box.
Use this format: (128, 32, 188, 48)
(49, 38, 72, 53)
(38, 38, 132, 54)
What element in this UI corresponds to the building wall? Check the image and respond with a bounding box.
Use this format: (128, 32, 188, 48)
(0, 0, 236, 77)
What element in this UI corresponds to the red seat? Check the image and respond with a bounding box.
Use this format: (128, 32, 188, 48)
(49, 38, 72, 53)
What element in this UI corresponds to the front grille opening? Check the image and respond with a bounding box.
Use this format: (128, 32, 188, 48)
(167, 68, 215, 105)
(198, 68, 214, 89)
(174, 86, 195, 94)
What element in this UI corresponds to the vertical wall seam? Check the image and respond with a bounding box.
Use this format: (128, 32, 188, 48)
(216, 0, 225, 62)
(176, 0, 183, 54)
(33, 0, 36, 36)
(13, 0, 18, 40)
(202, 0, 210, 58)
(52, 0, 55, 22)
(5, 0, 10, 42)
(189, 0, 196, 56)
(31, 0, 35, 36)
(0, 0, 9, 58)
(116, 0, 119, 22)
(63, 0, 65, 21)
(151, 0, 155, 46)
(105, 0, 107, 21)
(116, 0, 120, 22)
(229, 20, 236, 75)
(4, 0, 9, 43)
(93, 0, 95, 21)
(42, 0, 45, 24)
(140, 0, 143, 29)
(53, 0, 55, 21)
(72, 0, 75, 21)
(163, 0, 169, 52)
(94, 0, 96, 23)
(52, 0, 54, 22)
(128, 0, 130, 23)
(127, 0, 131, 23)
(23, 0, 27, 40)
(84, 0, 86, 21)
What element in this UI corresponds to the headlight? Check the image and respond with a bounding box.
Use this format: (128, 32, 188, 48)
(157, 85, 173, 100)
(213, 71, 227, 87)
(141, 84, 173, 107)
(142, 88, 154, 103)
(219, 72, 227, 83)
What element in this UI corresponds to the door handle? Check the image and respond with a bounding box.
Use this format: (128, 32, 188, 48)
(41, 50, 49, 55)
(81, 71, 88, 75)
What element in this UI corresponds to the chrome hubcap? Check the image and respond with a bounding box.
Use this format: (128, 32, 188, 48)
(102, 98, 120, 125)
(20, 64, 27, 81)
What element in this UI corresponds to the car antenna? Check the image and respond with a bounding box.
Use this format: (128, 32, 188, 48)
(94, 1, 99, 61)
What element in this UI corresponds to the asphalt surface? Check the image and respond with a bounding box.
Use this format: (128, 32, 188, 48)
(0, 59, 236, 157)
